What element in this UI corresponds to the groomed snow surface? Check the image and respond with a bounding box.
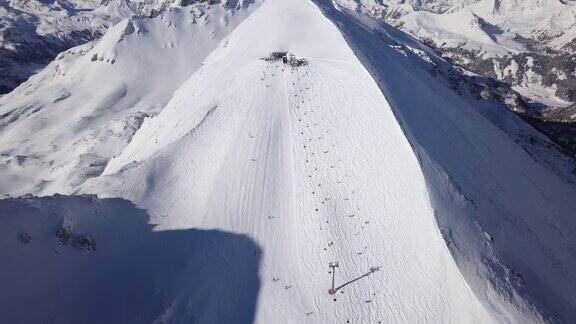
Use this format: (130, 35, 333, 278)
(2, 0, 576, 323)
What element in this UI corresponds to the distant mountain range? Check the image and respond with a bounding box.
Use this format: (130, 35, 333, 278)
(337, 0, 576, 156)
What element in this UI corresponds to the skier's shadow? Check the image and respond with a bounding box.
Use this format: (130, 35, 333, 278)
(336, 267, 381, 291)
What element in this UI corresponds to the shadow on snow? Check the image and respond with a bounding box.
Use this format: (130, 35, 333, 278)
(0, 194, 261, 324)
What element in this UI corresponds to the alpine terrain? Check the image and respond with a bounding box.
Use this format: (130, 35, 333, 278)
(1, 0, 576, 323)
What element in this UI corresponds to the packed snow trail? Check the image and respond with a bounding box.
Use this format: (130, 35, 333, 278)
(87, 0, 494, 322)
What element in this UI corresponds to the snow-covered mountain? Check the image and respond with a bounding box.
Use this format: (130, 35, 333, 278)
(335, 0, 576, 156)
(2, 0, 576, 323)
(0, 0, 231, 93)
(4, 0, 576, 154)
(0, 0, 258, 196)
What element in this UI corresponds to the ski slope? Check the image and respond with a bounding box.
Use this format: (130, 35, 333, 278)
(315, 2, 576, 322)
(0, 2, 259, 196)
(84, 0, 495, 322)
(2, 0, 576, 323)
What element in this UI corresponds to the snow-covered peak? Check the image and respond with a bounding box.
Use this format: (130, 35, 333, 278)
(0, 0, 260, 196)
(0, 0, 252, 93)
(1, 0, 576, 323)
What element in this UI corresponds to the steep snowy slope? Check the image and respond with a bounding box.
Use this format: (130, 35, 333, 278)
(83, 0, 497, 323)
(79, 0, 576, 322)
(315, 1, 576, 321)
(0, 1, 259, 197)
(0, 0, 244, 93)
(1, 0, 576, 323)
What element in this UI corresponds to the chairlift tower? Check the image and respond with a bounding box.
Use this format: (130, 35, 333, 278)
(328, 262, 339, 295)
